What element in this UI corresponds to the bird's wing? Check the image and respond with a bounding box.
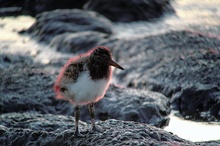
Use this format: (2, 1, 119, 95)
(55, 56, 87, 92)
(62, 61, 84, 82)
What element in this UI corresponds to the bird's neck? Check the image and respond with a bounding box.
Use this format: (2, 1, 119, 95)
(88, 61, 111, 80)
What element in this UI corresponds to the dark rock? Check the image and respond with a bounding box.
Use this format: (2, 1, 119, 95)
(171, 84, 220, 121)
(50, 31, 109, 54)
(0, 53, 33, 70)
(23, 0, 88, 16)
(0, 63, 170, 128)
(1, 0, 174, 20)
(84, 0, 174, 22)
(0, 0, 88, 16)
(0, 113, 195, 146)
(0, 64, 71, 116)
(0, 7, 23, 16)
(21, 9, 113, 43)
(196, 140, 220, 146)
(100, 30, 220, 121)
(0, 0, 24, 8)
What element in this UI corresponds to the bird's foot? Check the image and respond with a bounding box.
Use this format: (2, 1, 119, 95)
(90, 125, 103, 133)
(74, 131, 85, 138)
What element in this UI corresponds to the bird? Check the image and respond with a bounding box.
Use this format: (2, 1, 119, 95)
(54, 46, 124, 137)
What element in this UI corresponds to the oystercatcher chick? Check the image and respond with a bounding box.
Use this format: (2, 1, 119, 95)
(54, 46, 124, 137)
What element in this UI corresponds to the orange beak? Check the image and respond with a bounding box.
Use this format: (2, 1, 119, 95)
(109, 59, 124, 70)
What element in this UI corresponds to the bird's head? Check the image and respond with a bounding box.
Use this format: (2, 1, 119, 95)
(90, 46, 124, 70)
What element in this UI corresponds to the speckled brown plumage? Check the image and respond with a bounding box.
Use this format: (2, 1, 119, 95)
(57, 56, 87, 93)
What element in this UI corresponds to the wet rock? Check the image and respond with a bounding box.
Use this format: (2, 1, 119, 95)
(0, 53, 33, 70)
(0, 113, 195, 146)
(1, 0, 174, 20)
(21, 9, 113, 43)
(0, 64, 72, 115)
(50, 31, 109, 54)
(0, 0, 24, 8)
(0, 0, 88, 16)
(101, 30, 220, 121)
(0, 7, 23, 17)
(196, 140, 220, 146)
(23, 0, 88, 16)
(84, 0, 174, 22)
(171, 84, 220, 121)
(0, 63, 170, 128)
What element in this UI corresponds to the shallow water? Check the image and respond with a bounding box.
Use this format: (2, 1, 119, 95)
(0, 16, 71, 65)
(165, 112, 220, 142)
(114, 0, 220, 38)
(1, 0, 220, 142)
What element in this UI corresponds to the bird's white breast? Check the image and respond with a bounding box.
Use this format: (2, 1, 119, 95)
(67, 71, 109, 105)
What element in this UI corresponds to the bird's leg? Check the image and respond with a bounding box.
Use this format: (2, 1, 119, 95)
(74, 105, 83, 137)
(88, 102, 96, 131)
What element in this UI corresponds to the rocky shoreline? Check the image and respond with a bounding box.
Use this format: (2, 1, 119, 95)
(1, 0, 220, 145)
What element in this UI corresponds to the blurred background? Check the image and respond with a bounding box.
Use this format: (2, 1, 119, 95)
(0, 0, 220, 143)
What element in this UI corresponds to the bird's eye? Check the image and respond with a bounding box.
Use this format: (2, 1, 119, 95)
(94, 49, 100, 55)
